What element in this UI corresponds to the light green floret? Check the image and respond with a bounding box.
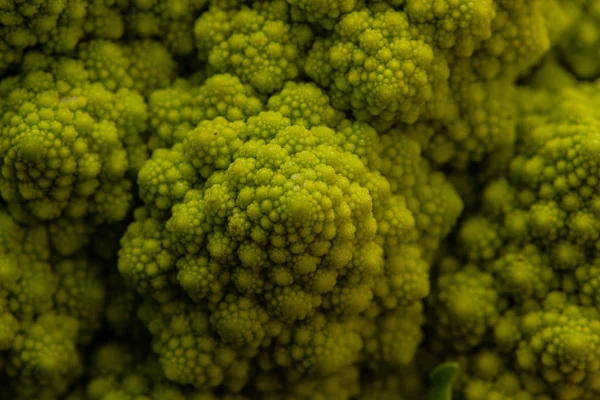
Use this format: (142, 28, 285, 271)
(488, 86, 600, 253)
(194, 1, 315, 93)
(117, 213, 177, 303)
(461, 351, 535, 400)
(7, 314, 82, 400)
(176, 253, 230, 304)
(183, 118, 247, 178)
(553, 0, 600, 79)
(361, 302, 425, 367)
(273, 313, 363, 376)
(286, 0, 360, 30)
(148, 74, 264, 150)
(335, 120, 383, 170)
(575, 261, 600, 308)
(0, 0, 125, 74)
(267, 81, 344, 129)
(118, 0, 208, 56)
(124, 40, 177, 95)
(374, 245, 429, 310)
(193, 5, 232, 60)
(0, 72, 133, 222)
(489, 245, 557, 302)
(431, 265, 499, 350)
(305, 7, 450, 123)
(125, 111, 406, 323)
(85, 342, 226, 400)
(209, 294, 277, 352)
(121, 103, 463, 394)
(77, 39, 176, 95)
(0, 209, 108, 399)
(469, 0, 550, 79)
(457, 217, 502, 262)
(515, 293, 600, 397)
(375, 195, 416, 254)
(379, 131, 463, 255)
(138, 147, 199, 210)
(139, 300, 251, 391)
(404, 0, 496, 57)
(0, 38, 177, 224)
(77, 40, 133, 91)
(53, 257, 106, 343)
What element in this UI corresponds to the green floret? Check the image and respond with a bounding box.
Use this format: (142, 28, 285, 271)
(77, 39, 176, 95)
(0, 0, 124, 74)
(460, 350, 537, 400)
(6, 314, 82, 399)
(272, 313, 363, 376)
(194, 1, 315, 93)
(46, 217, 93, 256)
(83, 1, 126, 41)
(0, 212, 53, 319)
(0, 72, 133, 222)
(139, 299, 251, 391)
(126, 112, 395, 322)
(469, 0, 550, 79)
(547, 0, 600, 79)
(457, 216, 502, 262)
(176, 254, 231, 303)
(305, 7, 450, 124)
(286, 0, 360, 30)
(430, 264, 499, 350)
(300, 0, 550, 168)
(575, 261, 600, 307)
(422, 76, 600, 400)
(137, 147, 199, 210)
(387, 57, 516, 169)
(120, 101, 458, 392)
(266, 81, 344, 129)
(375, 195, 416, 255)
(209, 294, 278, 351)
(117, 0, 208, 56)
(361, 301, 425, 367)
(183, 118, 246, 178)
(500, 85, 600, 251)
(53, 257, 106, 343)
(374, 245, 429, 309)
(84, 341, 237, 400)
(335, 119, 383, 170)
(123, 40, 177, 95)
(514, 294, 600, 398)
(148, 74, 264, 150)
(0, 208, 107, 399)
(489, 245, 558, 302)
(379, 131, 463, 254)
(117, 212, 177, 303)
(404, 0, 496, 57)
(0, 37, 178, 224)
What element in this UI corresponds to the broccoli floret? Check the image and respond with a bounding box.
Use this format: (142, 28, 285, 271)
(194, 1, 314, 93)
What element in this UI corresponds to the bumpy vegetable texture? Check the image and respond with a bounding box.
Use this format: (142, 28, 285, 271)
(0, 0, 593, 399)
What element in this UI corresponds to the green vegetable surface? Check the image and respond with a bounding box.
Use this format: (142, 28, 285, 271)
(0, 1, 596, 399)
